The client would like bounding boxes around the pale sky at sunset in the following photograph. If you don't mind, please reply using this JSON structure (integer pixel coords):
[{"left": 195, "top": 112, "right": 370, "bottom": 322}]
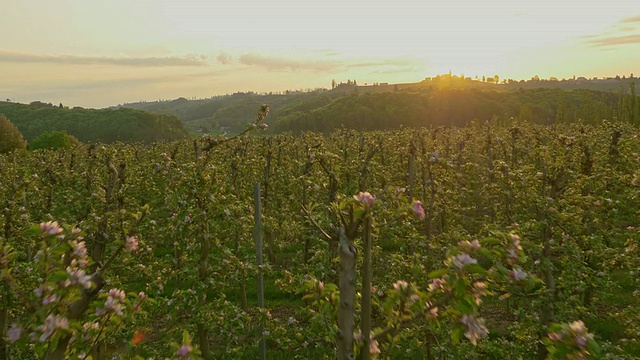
[{"left": 1, "top": 0, "right": 639, "bottom": 108}]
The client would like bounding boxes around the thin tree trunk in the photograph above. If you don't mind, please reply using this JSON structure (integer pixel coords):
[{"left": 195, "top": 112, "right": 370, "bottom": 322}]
[
  {"left": 337, "top": 227, "right": 356, "bottom": 360},
  {"left": 359, "top": 216, "right": 372, "bottom": 360}
]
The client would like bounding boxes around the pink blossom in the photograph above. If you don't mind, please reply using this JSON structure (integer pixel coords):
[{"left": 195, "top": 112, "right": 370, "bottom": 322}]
[
  {"left": 510, "top": 233, "right": 522, "bottom": 250},
  {"left": 548, "top": 332, "right": 561, "bottom": 341},
  {"left": 42, "top": 294, "right": 58, "bottom": 305},
  {"left": 354, "top": 192, "right": 375, "bottom": 208},
  {"left": 569, "top": 320, "right": 587, "bottom": 334},
  {"left": 510, "top": 269, "right": 528, "bottom": 281},
  {"left": 125, "top": 236, "right": 139, "bottom": 252},
  {"left": 177, "top": 344, "right": 192, "bottom": 357},
  {"left": 451, "top": 253, "right": 478, "bottom": 269},
  {"left": 370, "top": 339, "right": 381, "bottom": 358},
  {"left": 66, "top": 266, "right": 93, "bottom": 289},
  {"left": 8, "top": 325, "right": 21, "bottom": 343},
  {"left": 393, "top": 280, "right": 409, "bottom": 292},
  {"left": 472, "top": 281, "right": 487, "bottom": 305},
  {"left": 97, "top": 288, "right": 126, "bottom": 316},
  {"left": 460, "top": 315, "right": 489, "bottom": 345},
  {"left": 411, "top": 200, "right": 425, "bottom": 219},
  {"left": 40, "top": 221, "right": 64, "bottom": 238},
  {"left": 428, "top": 277, "right": 446, "bottom": 292},
  {"left": 459, "top": 239, "right": 481, "bottom": 250},
  {"left": 70, "top": 240, "right": 89, "bottom": 268},
  {"left": 36, "top": 314, "right": 69, "bottom": 342},
  {"left": 576, "top": 336, "right": 588, "bottom": 348}
]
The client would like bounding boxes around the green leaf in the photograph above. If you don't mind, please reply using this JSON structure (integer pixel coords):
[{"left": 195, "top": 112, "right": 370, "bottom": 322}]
[
  {"left": 427, "top": 268, "right": 448, "bottom": 279},
  {"left": 465, "top": 264, "right": 487, "bottom": 275},
  {"left": 588, "top": 338, "right": 601, "bottom": 355},
  {"left": 182, "top": 330, "right": 192, "bottom": 344},
  {"left": 495, "top": 265, "right": 510, "bottom": 276},
  {"left": 451, "top": 326, "right": 464, "bottom": 344},
  {"left": 454, "top": 299, "right": 474, "bottom": 313},
  {"left": 454, "top": 278, "right": 467, "bottom": 296},
  {"left": 49, "top": 270, "right": 69, "bottom": 282},
  {"left": 481, "top": 237, "right": 502, "bottom": 246},
  {"left": 477, "top": 248, "right": 494, "bottom": 259}
]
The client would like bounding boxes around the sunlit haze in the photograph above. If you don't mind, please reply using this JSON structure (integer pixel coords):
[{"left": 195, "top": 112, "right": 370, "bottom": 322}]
[{"left": 1, "top": 0, "right": 639, "bottom": 108}]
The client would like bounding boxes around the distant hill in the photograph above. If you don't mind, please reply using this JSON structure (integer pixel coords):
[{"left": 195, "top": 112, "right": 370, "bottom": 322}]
[
  {"left": 270, "top": 88, "right": 634, "bottom": 133},
  {"left": 0, "top": 101, "right": 188, "bottom": 143},
  {"left": 121, "top": 90, "right": 346, "bottom": 134},
  {"left": 117, "top": 75, "right": 639, "bottom": 134}
]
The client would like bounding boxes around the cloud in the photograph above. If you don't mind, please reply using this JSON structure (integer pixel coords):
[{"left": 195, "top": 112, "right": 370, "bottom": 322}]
[
  {"left": 618, "top": 15, "right": 640, "bottom": 23},
  {"left": 582, "top": 14, "right": 640, "bottom": 48},
  {"left": 238, "top": 53, "right": 338, "bottom": 72},
  {"left": 0, "top": 50, "right": 208, "bottom": 67},
  {"left": 216, "top": 51, "right": 233, "bottom": 65},
  {"left": 346, "top": 58, "right": 422, "bottom": 69},
  {"left": 236, "top": 52, "right": 425, "bottom": 75},
  {"left": 585, "top": 34, "right": 640, "bottom": 47},
  {"left": 315, "top": 49, "right": 342, "bottom": 57},
  {"left": 344, "top": 58, "right": 426, "bottom": 75}
]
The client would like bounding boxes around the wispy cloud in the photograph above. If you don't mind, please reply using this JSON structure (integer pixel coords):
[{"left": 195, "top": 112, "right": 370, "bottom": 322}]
[
  {"left": 346, "top": 58, "right": 422, "bottom": 69},
  {"left": 586, "top": 34, "right": 640, "bottom": 47},
  {"left": 582, "top": 14, "right": 640, "bottom": 48},
  {"left": 237, "top": 53, "right": 424, "bottom": 74},
  {"left": 619, "top": 15, "right": 640, "bottom": 24},
  {"left": 238, "top": 53, "right": 338, "bottom": 72},
  {"left": 0, "top": 50, "right": 208, "bottom": 67}
]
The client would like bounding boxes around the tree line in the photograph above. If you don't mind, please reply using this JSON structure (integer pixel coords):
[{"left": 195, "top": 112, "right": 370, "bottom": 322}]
[
  {"left": 0, "top": 101, "right": 188, "bottom": 145},
  {"left": 270, "top": 87, "right": 639, "bottom": 133}
]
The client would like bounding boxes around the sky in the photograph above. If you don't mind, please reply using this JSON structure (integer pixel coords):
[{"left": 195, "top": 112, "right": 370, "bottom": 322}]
[{"left": 1, "top": 0, "right": 639, "bottom": 108}]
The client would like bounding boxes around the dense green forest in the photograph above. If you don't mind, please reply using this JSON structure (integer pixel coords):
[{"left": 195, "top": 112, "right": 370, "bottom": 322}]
[
  {"left": 3, "top": 77, "right": 637, "bottom": 149},
  {"left": 122, "top": 90, "right": 346, "bottom": 134},
  {"left": 122, "top": 79, "right": 639, "bottom": 135},
  {"left": 0, "top": 101, "right": 188, "bottom": 143},
  {"left": 271, "top": 88, "right": 637, "bottom": 133}
]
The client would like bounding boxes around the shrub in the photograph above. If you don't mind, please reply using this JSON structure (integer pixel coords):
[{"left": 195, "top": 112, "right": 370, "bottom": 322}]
[
  {"left": 0, "top": 114, "right": 27, "bottom": 153},
  {"left": 29, "top": 130, "right": 79, "bottom": 151}
]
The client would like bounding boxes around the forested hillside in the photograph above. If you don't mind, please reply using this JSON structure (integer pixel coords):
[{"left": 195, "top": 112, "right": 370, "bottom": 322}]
[
  {"left": 0, "top": 101, "right": 188, "bottom": 143},
  {"left": 271, "top": 88, "right": 637, "bottom": 133},
  {"left": 122, "top": 90, "right": 345, "bottom": 134},
  {"left": 120, "top": 79, "right": 639, "bottom": 135}
]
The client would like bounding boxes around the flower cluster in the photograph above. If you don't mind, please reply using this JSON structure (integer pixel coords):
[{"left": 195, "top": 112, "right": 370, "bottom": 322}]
[
  {"left": 96, "top": 288, "right": 127, "bottom": 316},
  {"left": 460, "top": 314, "right": 489, "bottom": 345},
  {"left": 392, "top": 280, "right": 419, "bottom": 303},
  {"left": 125, "top": 235, "right": 139, "bottom": 252},
  {"left": 428, "top": 276, "right": 447, "bottom": 292},
  {"left": 8, "top": 324, "right": 21, "bottom": 343},
  {"left": 70, "top": 239, "right": 89, "bottom": 268},
  {"left": 411, "top": 200, "right": 425, "bottom": 219},
  {"left": 177, "top": 344, "right": 193, "bottom": 358},
  {"left": 451, "top": 253, "right": 478, "bottom": 269},
  {"left": 39, "top": 221, "right": 64, "bottom": 238},
  {"left": 459, "top": 240, "right": 481, "bottom": 251},
  {"left": 80, "top": 322, "right": 100, "bottom": 342},
  {"left": 507, "top": 233, "right": 523, "bottom": 264},
  {"left": 354, "top": 192, "right": 375, "bottom": 208},
  {"left": 509, "top": 268, "right": 528, "bottom": 281},
  {"left": 64, "top": 266, "right": 93, "bottom": 289},
  {"left": 546, "top": 320, "right": 599, "bottom": 359},
  {"left": 34, "top": 314, "right": 69, "bottom": 342}
]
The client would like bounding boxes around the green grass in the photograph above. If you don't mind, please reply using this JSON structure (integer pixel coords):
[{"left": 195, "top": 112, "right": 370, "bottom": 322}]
[
  {"left": 222, "top": 274, "right": 303, "bottom": 308},
  {"left": 214, "top": 347, "right": 333, "bottom": 359}
]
